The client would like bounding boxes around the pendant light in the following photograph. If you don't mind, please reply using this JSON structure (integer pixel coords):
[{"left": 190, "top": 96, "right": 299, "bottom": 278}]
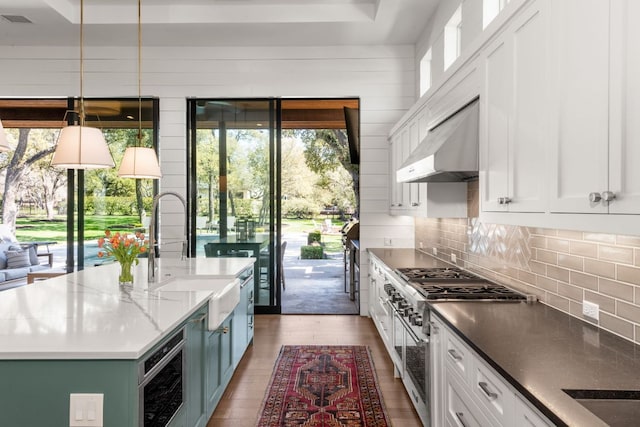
[
  {"left": 118, "top": 0, "right": 162, "bottom": 179},
  {"left": 0, "top": 120, "right": 11, "bottom": 152},
  {"left": 51, "top": 0, "right": 115, "bottom": 169}
]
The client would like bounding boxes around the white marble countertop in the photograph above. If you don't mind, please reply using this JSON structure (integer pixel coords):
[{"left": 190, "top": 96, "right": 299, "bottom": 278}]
[{"left": 0, "top": 257, "right": 254, "bottom": 360}]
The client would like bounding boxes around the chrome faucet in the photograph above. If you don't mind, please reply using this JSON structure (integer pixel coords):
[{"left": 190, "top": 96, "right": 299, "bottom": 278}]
[{"left": 148, "top": 191, "right": 188, "bottom": 282}]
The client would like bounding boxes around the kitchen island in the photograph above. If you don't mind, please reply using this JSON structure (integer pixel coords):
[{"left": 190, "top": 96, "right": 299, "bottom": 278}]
[{"left": 0, "top": 257, "right": 254, "bottom": 427}]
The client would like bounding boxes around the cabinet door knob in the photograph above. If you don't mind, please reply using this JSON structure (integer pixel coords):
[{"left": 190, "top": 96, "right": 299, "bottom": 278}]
[
  {"left": 411, "top": 202, "right": 420, "bottom": 207},
  {"left": 602, "top": 191, "right": 616, "bottom": 203},
  {"left": 589, "top": 192, "right": 602, "bottom": 203}
]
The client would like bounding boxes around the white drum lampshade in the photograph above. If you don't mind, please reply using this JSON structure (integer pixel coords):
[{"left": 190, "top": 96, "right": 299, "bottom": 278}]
[
  {"left": 118, "top": 146, "right": 162, "bottom": 179},
  {"left": 0, "top": 120, "right": 11, "bottom": 152},
  {"left": 51, "top": 125, "right": 115, "bottom": 169}
]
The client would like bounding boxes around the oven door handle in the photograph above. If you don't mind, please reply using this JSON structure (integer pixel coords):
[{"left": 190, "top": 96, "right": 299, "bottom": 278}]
[{"left": 396, "top": 311, "right": 429, "bottom": 344}]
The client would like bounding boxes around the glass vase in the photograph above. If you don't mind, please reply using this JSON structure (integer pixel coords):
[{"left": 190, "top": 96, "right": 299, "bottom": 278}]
[{"left": 118, "top": 260, "right": 134, "bottom": 286}]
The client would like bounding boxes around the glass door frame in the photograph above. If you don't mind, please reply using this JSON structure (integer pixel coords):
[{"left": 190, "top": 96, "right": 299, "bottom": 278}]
[
  {"left": 187, "top": 98, "right": 283, "bottom": 314},
  {"left": 67, "top": 97, "right": 160, "bottom": 272}
]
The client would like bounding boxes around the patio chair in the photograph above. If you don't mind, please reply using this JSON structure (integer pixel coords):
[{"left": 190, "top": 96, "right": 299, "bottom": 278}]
[
  {"left": 259, "top": 241, "right": 286, "bottom": 290},
  {"left": 196, "top": 216, "right": 208, "bottom": 234}
]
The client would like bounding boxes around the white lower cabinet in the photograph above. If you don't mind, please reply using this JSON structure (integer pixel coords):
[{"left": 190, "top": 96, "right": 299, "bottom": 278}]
[
  {"left": 445, "top": 373, "right": 495, "bottom": 427},
  {"left": 514, "top": 395, "right": 554, "bottom": 427},
  {"left": 430, "top": 312, "right": 554, "bottom": 427}
]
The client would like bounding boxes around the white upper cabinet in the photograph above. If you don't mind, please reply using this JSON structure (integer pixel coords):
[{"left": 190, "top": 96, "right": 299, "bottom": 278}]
[
  {"left": 549, "top": 0, "right": 640, "bottom": 215},
  {"left": 548, "top": 0, "right": 610, "bottom": 213},
  {"left": 481, "top": 0, "right": 548, "bottom": 213},
  {"left": 609, "top": 0, "right": 640, "bottom": 213}
]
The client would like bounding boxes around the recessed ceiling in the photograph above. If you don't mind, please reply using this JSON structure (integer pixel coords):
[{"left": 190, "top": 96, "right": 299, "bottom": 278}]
[{"left": 0, "top": 0, "right": 439, "bottom": 46}]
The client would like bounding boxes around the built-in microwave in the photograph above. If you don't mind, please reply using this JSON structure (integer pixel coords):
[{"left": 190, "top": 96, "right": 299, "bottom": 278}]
[{"left": 138, "top": 327, "right": 186, "bottom": 427}]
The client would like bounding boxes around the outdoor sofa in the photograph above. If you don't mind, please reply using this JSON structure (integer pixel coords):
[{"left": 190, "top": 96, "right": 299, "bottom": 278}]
[{"left": 0, "top": 242, "right": 52, "bottom": 283}]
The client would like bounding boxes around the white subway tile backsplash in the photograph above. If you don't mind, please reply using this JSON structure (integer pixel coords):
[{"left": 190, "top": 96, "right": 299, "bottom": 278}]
[
  {"left": 584, "top": 259, "right": 616, "bottom": 279},
  {"left": 418, "top": 216, "right": 640, "bottom": 345},
  {"left": 599, "top": 245, "right": 634, "bottom": 265},
  {"left": 600, "top": 312, "right": 634, "bottom": 340},
  {"left": 617, "top": 265, "right": 640, "bottom": 286},
  {"left": 570, "top": 241, "right": 598, "bottom": 259}
]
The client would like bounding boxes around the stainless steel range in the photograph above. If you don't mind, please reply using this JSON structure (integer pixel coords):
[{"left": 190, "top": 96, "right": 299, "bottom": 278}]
[
  {"left": 379, "top": 265, "right": 527, "bottom": 427},
  {"left": 396, "top": 267, "right": 528, "bottom": 301}
]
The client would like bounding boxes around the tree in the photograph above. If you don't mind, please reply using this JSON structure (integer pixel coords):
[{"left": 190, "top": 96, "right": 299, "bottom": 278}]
[
  {"left": 196, "top": 129, "right": 220, "bottom": 222},
  {"left": 298, "top": 129, "right": 360, "bottom": 217},
  {"left": 1, "top": 129, "right": 56, "bottom": 232}
]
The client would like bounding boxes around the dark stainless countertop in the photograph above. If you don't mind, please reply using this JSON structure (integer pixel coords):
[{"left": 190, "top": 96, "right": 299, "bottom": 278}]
[{"left": 367, "top": 248, "right": 640, "bottom": 427}]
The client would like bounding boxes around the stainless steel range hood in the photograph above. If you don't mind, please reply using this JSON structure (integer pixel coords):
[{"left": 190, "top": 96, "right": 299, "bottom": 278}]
[{"left": 397, "top": 98, "right": 479, "bottom": 183}]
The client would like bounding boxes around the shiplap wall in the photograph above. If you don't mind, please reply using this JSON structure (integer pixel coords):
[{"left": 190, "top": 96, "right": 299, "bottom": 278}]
[{"left": 0, "top": 44, "right": 418, "bottom": 313}]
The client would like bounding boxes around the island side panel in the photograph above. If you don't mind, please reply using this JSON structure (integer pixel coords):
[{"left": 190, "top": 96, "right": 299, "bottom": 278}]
[{"left": 0, "top": 359, "right": 137, "bottom": 426}]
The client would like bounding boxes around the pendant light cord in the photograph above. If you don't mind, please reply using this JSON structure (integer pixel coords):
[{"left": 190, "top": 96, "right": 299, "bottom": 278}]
[
  {"left": 138, "top": 0, "right": 142, "bottom": 145},
  {"left": 79, "top": 0, "right": 85, "bottom": 127}
]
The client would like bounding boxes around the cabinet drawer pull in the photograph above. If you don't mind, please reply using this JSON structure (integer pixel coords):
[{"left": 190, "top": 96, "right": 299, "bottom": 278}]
[
  {"left": 447, "top": 348, "right": 463, "bottom": 361},
  {"left": 478, "top": 381, "right": 498, "bottom": 399},
  {"left": 217, "top": 326, "right": 229, "bottom": 334},
  {"left": 455, "top": 411, "right": 468, "bottom": 427}
]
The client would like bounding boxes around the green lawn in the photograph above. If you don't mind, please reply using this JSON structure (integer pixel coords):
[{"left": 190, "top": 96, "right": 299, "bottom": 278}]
[
  {"left": 15, "top": 215, "right": 141, "bottom": 243},
  {"left": 13, "top": 215, "right": 346, "bottom": 254},
  {"left": 282, "top": 217, "right": 345, "bottom": 254}
]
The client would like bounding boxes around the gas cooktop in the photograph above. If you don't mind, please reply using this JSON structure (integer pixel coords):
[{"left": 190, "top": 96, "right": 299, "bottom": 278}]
[
  {"left": 395, "top": 267, "right": 527, "bottom": 301},
  {"left": 396, "top": 267, "right": 487, "bottom": 282},
  {"left": 414, "top": 282, "right": 527, "bottom": 301}
]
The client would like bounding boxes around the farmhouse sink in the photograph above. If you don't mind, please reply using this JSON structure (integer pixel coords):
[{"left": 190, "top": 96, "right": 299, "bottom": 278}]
[
  {"left": 563, "top": 389, "right": 640, "bottom": 427},
  {"left": 155, "top": 276, "right": 241, "bottom": 331}
]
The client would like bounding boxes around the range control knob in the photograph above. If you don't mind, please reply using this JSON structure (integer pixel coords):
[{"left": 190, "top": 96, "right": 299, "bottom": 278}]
[
  {"left": 403, "top": 307, "right": 414, "bottom": 317},
  {"left": 412, "top": 315, "right": 423, "bottom": 327}
]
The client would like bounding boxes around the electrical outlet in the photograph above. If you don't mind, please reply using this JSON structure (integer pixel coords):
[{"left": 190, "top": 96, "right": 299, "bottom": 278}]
[
  {"left": 432, "top": 247, "right": 437, "bottom": 256},
  {"left": 583, "top": 301, "right": 599, "bottom": 322},
  {"left": 451, "top": 253, "right": 457, "bottom": 264},
  {"left": 419, "top": 241, "right": 423, "bottom": 249},
  {"left": 384, "top": 237, "right": 392, "bottom": 246},
  {"left": 70, "top": 393, "right": 103, "bottom": 427}
]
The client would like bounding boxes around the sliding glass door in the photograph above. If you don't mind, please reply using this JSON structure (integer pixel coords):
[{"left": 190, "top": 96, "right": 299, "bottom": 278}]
[{"left": 188, "top": 99, "right": 280, "bottom": 313}]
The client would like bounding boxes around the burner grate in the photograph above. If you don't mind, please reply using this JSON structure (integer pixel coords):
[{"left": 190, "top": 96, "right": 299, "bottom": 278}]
[
  {"left": 416, "top": 283, "right": 527, "bottom": 301},
  {"left": 397, "top": 267, "right": 486, "bottom": 282}
]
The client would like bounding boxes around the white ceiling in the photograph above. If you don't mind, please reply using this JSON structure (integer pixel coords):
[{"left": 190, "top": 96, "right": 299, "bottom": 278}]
[{"left": 0, "top": 0, "right": 439, "bottom": 46}]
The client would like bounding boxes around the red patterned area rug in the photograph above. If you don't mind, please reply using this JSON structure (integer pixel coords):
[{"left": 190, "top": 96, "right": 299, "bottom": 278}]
[{"left": 256, "top": 345, "right": 391, "bottom": 427}]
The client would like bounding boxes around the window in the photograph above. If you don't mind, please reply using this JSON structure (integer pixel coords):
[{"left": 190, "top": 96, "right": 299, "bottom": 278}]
[
  {"left": 419, "top": 48, "right": 433, "bottom": 96},
  {"left": 0, "top": 97, "right": 159, "bottom": 271},
  {"left": 483, "top": 0, "right": 510, "bottom": 29},
  {"left": 444, "top": 6, "right": 462, "bottom": 70}
]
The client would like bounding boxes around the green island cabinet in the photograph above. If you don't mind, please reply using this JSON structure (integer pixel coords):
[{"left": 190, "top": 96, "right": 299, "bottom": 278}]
[{"left": 0, "top": 268, "right": 254, "bottom": 427}]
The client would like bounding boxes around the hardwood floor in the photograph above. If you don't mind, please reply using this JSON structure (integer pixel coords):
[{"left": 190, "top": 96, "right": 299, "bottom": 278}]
[{"left": 207, "top": 314, "right": 423, "bottom": 427}]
